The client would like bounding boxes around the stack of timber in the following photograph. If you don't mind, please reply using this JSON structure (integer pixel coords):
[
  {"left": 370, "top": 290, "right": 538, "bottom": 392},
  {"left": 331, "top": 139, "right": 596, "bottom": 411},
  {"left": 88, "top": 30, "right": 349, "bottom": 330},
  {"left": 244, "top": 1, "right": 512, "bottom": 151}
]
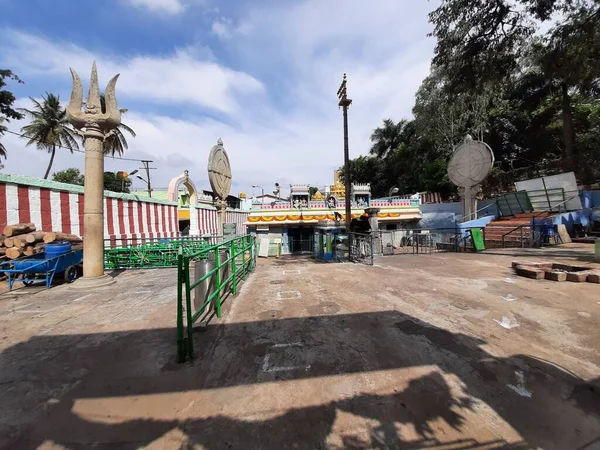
[{"left": 0, "top": 223, "right": 82, "bottom": 260}]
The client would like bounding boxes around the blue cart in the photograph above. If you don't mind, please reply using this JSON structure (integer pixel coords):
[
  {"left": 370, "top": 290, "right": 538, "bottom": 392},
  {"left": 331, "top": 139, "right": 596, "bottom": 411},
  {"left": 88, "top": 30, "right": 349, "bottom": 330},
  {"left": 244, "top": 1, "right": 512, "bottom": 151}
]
[{"left": 0, "top": 248, "right": 83, "bottom": 290}]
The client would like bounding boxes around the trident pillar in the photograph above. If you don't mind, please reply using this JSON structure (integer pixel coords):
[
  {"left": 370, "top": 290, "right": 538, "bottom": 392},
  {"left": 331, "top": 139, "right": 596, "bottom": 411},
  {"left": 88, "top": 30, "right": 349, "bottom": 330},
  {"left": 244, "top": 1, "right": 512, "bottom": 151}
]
[{"left": 67, "top": 62, "right": 121, "bottom": 285}]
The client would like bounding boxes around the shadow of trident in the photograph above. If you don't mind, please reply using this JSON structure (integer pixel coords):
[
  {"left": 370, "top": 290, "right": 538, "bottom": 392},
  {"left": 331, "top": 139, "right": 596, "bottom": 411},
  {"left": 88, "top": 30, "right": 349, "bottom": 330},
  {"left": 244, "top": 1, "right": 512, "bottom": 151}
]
[{"left": 66, "top": 62, "right": 122, "bottom": 279}]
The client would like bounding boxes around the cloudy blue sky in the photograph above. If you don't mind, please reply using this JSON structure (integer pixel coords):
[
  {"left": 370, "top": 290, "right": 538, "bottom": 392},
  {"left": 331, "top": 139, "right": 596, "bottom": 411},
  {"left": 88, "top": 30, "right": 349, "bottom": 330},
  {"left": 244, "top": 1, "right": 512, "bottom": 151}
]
[{"left": 0, "top": 0, "right": 437, "bottom": 197}]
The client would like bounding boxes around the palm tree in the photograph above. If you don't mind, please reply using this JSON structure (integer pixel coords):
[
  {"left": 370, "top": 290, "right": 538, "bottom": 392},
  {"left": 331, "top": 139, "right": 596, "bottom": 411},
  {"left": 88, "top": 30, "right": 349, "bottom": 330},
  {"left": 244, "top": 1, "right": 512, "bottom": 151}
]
[
  {"left": 100, "top": 94, "right": 136, "bottom": 156},
  {"left": 20, "top": 93, "right": 79, "bottom": 179},
  {"left": 369, "top": 119, "right": 408, "bottom": 159},
  {"left": 0, "top": 117, "right": 8, "bottom": 160}
]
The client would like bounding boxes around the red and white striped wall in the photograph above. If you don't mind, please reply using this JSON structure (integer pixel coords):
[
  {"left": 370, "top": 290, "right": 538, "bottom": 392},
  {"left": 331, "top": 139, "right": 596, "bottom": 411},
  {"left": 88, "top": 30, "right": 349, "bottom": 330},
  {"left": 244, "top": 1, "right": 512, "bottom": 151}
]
[
  {"left": 103, "top": 197, "right": 178, "bottom": 245},
  {"left": 225, "top": 210, "right": 248, "bottom": 235},
  {"left": 193, "top": 208, "right": 248, "bottom": 235},
  {"left": 196, "top": 207, "right": 219, "bottom": 235},
  {"left": 0, "top": 175, "right": 178, "bottom": 246}
]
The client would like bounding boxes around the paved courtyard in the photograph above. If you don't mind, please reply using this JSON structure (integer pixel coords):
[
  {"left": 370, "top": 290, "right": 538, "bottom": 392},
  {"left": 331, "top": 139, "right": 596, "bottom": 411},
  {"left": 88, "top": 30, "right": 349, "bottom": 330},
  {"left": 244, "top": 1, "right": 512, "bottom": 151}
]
[{"left": 1, "top": 245, "right": 599, "bottom": 449}]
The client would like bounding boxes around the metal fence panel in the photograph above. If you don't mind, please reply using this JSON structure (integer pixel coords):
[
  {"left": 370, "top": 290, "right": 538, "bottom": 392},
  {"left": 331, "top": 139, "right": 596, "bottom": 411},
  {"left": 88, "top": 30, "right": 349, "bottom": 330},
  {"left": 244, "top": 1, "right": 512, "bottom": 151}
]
[{"left": 348, "top": 232, "right": 374, "bottom": 265}]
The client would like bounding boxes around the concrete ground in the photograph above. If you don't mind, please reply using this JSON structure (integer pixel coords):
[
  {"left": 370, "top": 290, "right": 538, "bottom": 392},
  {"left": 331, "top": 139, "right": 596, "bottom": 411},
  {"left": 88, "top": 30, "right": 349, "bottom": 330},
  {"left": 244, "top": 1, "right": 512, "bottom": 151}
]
[{"left": 1, "top": 244, "right": 599, "bottom": 449}]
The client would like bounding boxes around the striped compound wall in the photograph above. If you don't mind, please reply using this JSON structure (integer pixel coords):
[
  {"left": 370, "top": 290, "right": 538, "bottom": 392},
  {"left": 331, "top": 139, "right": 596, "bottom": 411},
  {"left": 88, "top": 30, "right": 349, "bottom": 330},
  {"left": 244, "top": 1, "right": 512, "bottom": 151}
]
[{"left": 0, "top": 174, "right": 248, "bottom": 244}]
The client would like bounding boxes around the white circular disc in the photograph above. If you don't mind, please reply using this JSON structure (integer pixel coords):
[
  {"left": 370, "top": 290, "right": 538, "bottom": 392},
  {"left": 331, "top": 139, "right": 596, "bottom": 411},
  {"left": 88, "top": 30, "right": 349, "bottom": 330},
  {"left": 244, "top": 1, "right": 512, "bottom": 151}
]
[
  {"left": 208, "top": 144, "right": 232, "bottom": 199},
  {"left": 448, "top": 140, "right": 494, "bottom": 188}
]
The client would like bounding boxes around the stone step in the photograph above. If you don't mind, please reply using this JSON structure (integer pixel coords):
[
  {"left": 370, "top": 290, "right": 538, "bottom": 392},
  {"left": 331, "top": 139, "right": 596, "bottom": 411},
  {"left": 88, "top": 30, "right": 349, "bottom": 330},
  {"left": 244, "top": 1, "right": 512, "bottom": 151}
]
[{"left": 484, "top": 239, "right": 529, "bottom": 248}]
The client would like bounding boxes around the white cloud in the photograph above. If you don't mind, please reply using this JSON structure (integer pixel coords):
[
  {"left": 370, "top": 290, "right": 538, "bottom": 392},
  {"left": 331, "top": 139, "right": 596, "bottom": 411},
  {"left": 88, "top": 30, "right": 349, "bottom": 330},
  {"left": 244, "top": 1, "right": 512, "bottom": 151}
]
[
  {"left": 123, "top": 0, "right": 184, "bottom": 14},
  {"left": 211, "top": 18, "right": 232, "bottom": 39},
  {"left": 0, "top": 30, "right": 264, "bottom": 115},
  {"left": 0, "top": 0, "right": 438, "bottom": 196}
]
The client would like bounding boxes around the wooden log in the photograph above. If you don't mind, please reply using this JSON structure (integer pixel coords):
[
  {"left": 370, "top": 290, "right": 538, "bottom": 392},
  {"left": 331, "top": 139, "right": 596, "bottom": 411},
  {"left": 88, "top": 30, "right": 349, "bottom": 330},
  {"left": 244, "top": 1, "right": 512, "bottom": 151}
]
[
  {"left": 43, "top": 232, "right": 82, "bottom": 244},
  {"left": 24, "top": 246, "right": 35, "bottom": 256},
  {"left": 34, "top": 243, "right": 46, "bottom": 254},
  {"left": 3, "top": 223, "right": 36, "bottom": 237},
  {"left": 6, "top": 247, "right": 23, "bottom": 259},
  {"left": 24, "top": 231, "right": 46, "bottom": 244},
  {"left": 11, "top": 237, "right": 26, "bottom": 249},
  {"left": 3, "top": 237, "right": 15, "bottom": 248},
  {"left": 0, "top": 247, "right": 6, "bottom": 256}
]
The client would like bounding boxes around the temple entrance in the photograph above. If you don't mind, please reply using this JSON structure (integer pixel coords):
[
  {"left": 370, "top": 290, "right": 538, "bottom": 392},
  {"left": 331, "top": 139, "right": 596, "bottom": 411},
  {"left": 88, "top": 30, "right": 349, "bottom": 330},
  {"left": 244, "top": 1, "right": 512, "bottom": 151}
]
[{"left": 289, "top": 227, "right": 314, "bottom": 254}]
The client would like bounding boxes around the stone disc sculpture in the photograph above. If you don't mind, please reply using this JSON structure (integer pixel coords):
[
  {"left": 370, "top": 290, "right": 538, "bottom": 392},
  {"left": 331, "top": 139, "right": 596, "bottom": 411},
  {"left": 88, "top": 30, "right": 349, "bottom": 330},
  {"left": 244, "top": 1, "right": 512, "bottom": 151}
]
[
  {"left": 208, "top": 139, "right": 232, "bottom": 200},
  {"left": 208, "top": 138, "right": 232, "bottom": 235},
  {"left": 448, "top": 136, "right": 494, "bottom": 220}
]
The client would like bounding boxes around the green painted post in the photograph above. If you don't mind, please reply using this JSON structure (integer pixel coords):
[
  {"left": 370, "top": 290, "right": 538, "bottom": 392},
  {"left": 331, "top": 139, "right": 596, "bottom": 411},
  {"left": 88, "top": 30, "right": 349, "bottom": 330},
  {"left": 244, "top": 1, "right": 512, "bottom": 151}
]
[
  {"left": 231, "top": 239, "right": 238, "bottom": 295},
  {"left": 240, "top": 237, "right": 247, "bottom": 281},
  {"left": 248, "top": 235, "right": 254, "bottom": 272},
  {"left": 214, "top": 247, "right": 222, "bottom": 318},
  {"left": 176, "top": 250, "right": 185, "bottom": 362},
  {"left": 184, "top": 260, "right": 194, "bottom": 359}
]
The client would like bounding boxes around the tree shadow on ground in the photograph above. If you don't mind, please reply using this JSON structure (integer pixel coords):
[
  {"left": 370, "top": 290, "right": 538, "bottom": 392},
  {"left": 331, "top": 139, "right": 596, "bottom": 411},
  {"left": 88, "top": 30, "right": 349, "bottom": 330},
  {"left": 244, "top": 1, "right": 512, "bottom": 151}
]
[{"left": 1, "top": 311, "right": 599, "bottom": 449}]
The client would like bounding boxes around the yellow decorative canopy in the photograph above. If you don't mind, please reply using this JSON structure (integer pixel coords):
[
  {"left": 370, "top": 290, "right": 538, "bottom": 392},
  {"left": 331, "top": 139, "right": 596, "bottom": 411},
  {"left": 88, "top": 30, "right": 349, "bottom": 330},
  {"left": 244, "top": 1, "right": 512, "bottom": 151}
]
[
  {"left": 330, "top": 181, "right": 345, "bottom": 199},
  {"left": 311, "top": 190, "right": 325, "bottom": 200}
]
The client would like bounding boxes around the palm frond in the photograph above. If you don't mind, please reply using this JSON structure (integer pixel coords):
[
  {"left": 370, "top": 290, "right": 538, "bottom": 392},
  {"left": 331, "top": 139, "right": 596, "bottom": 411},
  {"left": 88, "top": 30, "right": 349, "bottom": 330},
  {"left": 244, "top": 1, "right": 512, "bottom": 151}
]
[{"left": 118, "top": 122, "right": 136, "bottom": 137}]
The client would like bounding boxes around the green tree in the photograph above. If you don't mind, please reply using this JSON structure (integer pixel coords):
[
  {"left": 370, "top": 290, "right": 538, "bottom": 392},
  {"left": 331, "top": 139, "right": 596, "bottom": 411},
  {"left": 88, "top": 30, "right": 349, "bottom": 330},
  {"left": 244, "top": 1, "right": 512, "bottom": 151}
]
[
  {"left": 19, "top": 93, "right": 79, "bottom": 179},
  {"left": 104, "top": 171, "right": 131, "bottom": 193},
  {"left": 532, "top": 7, "right": 600, "bottom": 169},
  {"left": 0, "top": 69, "right": 24, "bottom": 121},
  {"left": 52, "top": 168, "right": 84, "bottom": 185},
  {"left": 428, "top": 0, "right": 600, "bottom": 171},
  {"left": 369, "top": 119, "right": 409, "bottom": 159},
  {"left": 0, "top": 117, "right": 8, "bottom": 160},
  {"left": 100, "top": 94, "right": 136, "bottom": 156},
  {"left": 0, "top": 69, "right": 24, "bottom": 160}
]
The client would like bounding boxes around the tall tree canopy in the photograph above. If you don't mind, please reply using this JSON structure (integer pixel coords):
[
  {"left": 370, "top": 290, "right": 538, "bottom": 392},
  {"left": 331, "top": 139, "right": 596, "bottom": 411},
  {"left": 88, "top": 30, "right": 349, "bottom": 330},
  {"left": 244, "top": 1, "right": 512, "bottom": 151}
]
[
  {"left": 19, "top": 93, "right": 80, "bottom": 179},
  {"left": 52, "top": 168, "right": 84, "bottom": 185},
  {"left": 100, "top": 94, "right": 136, "bottom": 156},
  {"left": 0, "top": 69, "right": 24, "bottom": 160},
  {"left": 343, "top": 0, "right": 600, "bottom": 196}
]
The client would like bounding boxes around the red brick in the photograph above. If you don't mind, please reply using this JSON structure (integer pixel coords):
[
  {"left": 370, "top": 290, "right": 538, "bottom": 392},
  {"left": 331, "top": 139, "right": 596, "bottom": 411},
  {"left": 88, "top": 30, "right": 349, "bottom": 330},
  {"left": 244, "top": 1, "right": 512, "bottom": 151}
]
[
  {"left": 586, "top": 272, "right": 600, "bottom": 284},
  {"left": 545, "top": 271, "right": 567, "bottom": 282},
  {"left": 566, "top": 272, "right": 589, "bottom": 283},
  {"left": 515, "top": 265, "right": 545, "bottom": 280},
  {"left": 512, "top": 261, "right": 552, "bottom": 270}
]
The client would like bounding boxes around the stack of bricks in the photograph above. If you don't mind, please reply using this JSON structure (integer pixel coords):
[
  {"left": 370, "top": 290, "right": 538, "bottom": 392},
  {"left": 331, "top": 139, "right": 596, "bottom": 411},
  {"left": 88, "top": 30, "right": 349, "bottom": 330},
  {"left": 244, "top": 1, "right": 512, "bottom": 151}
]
[{"left": 512, "top": 261, "right": 600, "bottom": 283}]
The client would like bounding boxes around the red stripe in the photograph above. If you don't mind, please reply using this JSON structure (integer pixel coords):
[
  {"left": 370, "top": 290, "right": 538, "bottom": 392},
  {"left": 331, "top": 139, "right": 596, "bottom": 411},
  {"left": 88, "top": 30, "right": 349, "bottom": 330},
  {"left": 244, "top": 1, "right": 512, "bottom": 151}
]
[
  {"left": 78, "top": 194, "right": 84, "bottom": 237},
  {"left": 169, "top": 205, "right": 175, "bottom": 234},
  {"left": 173, "top": 206, "right": 177, "bottom": 233},
  {"left": 59, "top": 191, "right": 71, "bottom": 234},
  {"left": 166, "top": 205, "right": 171, "bottom": 234},
  {"left": 117, "top": 200, "right": 126, "bottom": 237},
  {"left": 146, "top": 202, "right": 152, "bottom": 235},
  {"left": 17, "top": 186, "right": 31, "bottom": 223},
  {"left": 153, "top": 204, "right": 159, "bottom": 236},
  {"left": 106, "top": 198, "right": 115, "bottom": 236},
  {"left": 161, "top": 204, "right": 167, "bottom": 234},
  {"left": 0, "top": 184, "right": 6, "bottom": 228},
  {"left": 128, "top": 200, "right": 135, "bottom": 235},
  {"left": 138, "top": 203, "right": 144, "bottom": 235},
  {"left": 40, "top": 189, "right": 52, "bottom": 231}
]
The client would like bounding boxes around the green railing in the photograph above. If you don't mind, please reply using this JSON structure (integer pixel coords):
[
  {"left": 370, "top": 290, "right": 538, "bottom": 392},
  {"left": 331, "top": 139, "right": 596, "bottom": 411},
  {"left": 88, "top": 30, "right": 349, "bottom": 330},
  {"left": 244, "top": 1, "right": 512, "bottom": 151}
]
[
  {"left": 104, "top": 236, "right": 221, "bottom": 269},
  {"left": 176, "top": 234, "right": 256, "bottom": 362}
]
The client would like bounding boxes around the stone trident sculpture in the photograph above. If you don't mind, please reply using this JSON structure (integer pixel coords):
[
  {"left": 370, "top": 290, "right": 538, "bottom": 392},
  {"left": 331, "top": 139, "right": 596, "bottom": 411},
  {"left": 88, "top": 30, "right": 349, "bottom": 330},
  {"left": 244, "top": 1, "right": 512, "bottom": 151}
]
[{"left": 67, "top": 62, "right": 121, "bottom": 282}]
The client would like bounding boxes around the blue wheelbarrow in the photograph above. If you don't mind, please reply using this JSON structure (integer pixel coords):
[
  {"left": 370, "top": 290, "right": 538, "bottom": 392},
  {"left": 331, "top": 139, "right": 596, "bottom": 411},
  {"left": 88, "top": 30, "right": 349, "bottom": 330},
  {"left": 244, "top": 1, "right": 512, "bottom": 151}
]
[{"left": 0, "top": 242, "right": 83, "bottom": 291}]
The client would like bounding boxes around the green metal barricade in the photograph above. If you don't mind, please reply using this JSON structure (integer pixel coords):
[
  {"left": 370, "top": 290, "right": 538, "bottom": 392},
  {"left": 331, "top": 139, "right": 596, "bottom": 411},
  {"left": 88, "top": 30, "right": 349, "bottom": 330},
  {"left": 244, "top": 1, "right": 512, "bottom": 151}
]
[
  {"left": 104, "top": 237, "right": 217, "bottom": 269},
  {"left": 176, "top": 234, "right": 255, "bottom": 362}
]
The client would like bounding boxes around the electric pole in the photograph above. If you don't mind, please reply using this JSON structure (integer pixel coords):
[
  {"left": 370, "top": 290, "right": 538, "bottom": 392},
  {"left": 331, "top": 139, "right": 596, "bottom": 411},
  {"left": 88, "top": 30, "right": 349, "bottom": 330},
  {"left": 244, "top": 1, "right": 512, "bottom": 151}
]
[
  {"left": 337, "top": 73, "right": 353, "bottom": 242},
  {"left": 138, "top": 160, "right": 156, "bottom": 197}
]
